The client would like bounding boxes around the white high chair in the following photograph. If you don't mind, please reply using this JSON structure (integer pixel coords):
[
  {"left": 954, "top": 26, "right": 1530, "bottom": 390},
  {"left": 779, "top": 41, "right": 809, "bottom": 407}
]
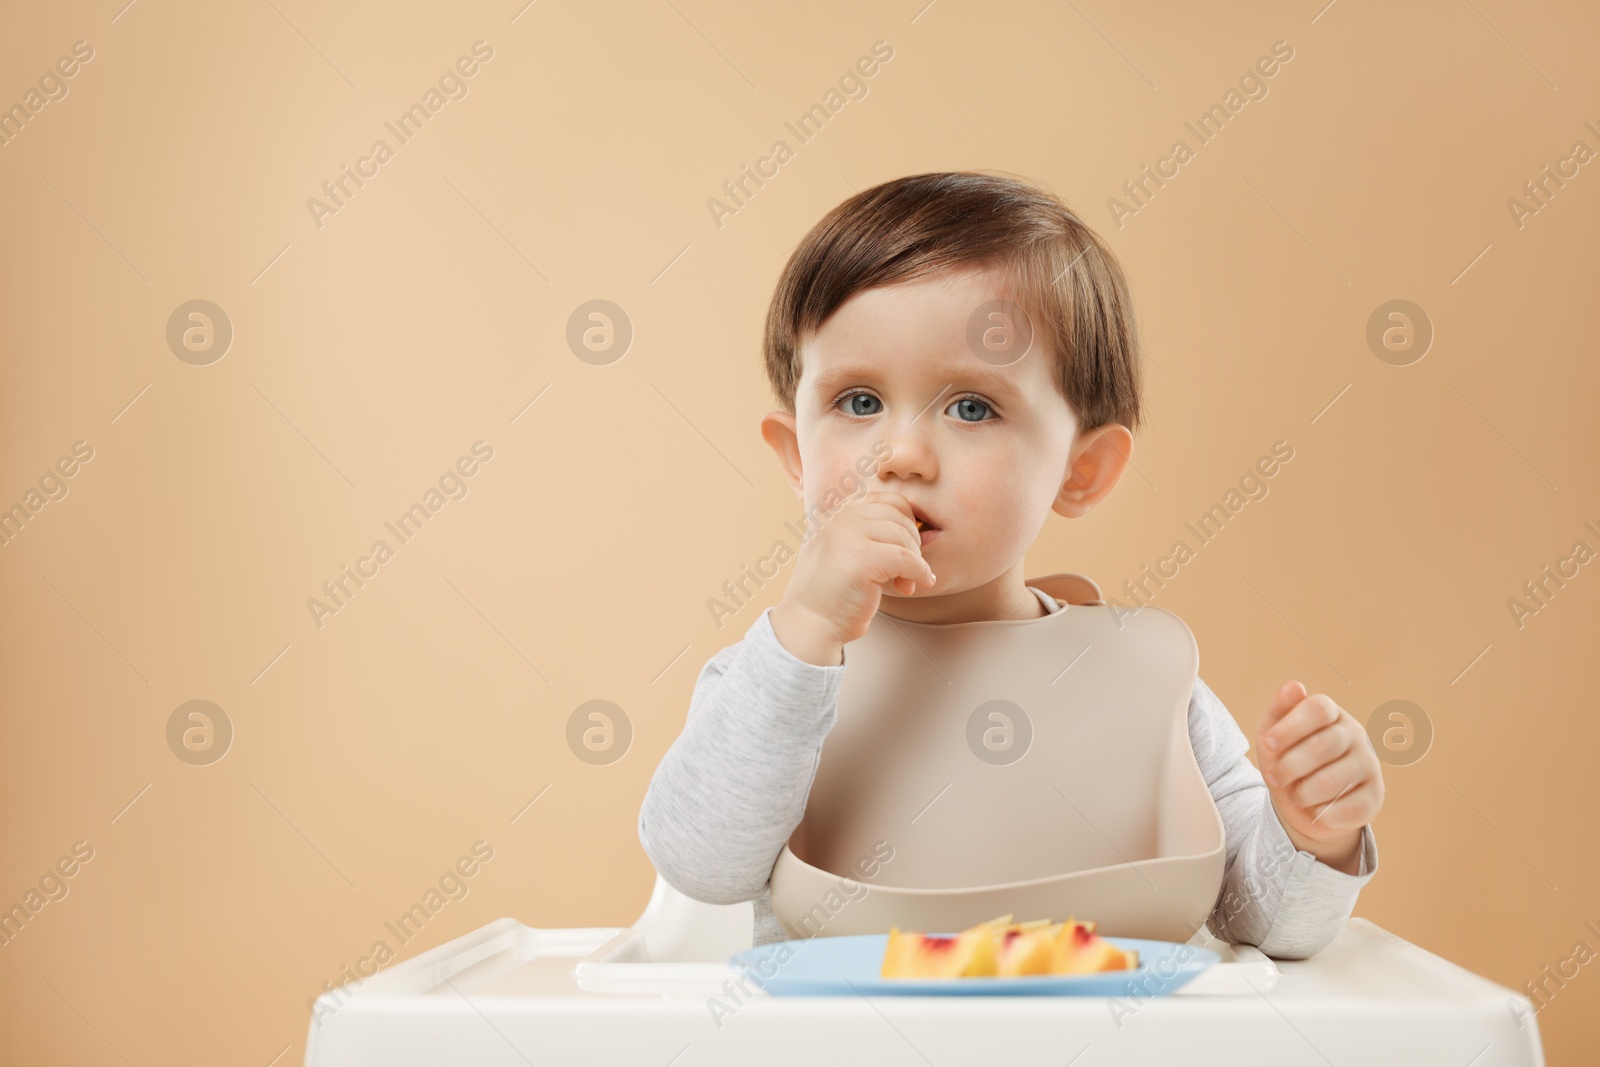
[
  {"left": 302, "top": 871, "right": 1548, "bottom": 1066},
  {"left": 617, "top": 870, "right": 757, "bottom": 961}
]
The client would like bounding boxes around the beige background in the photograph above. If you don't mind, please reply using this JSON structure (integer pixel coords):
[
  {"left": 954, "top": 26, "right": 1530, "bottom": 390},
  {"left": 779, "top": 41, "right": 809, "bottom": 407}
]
[{"left": 1, "top": 0, "right": 1596, "bottom": 1063}]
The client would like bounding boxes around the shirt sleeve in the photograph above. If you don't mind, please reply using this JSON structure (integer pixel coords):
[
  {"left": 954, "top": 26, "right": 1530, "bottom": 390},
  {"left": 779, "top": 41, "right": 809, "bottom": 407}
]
[
  {"left": 1187, "top": 676, "right": 1380, "bottom": 959},
  {"left": 637, "top": 605, "right": 846, "bottom": 906}
]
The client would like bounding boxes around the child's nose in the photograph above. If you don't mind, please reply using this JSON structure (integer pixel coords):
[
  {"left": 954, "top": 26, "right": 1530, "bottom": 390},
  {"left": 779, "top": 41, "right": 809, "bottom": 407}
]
[{"left": 872, "top": 422, "right": 938, "bottom": 480}]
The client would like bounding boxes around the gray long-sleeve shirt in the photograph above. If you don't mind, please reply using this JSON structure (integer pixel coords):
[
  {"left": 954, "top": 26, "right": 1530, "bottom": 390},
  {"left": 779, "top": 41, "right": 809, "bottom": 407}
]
[{"left": 639, "top": 586, "right": 1378, "bottom": 959}]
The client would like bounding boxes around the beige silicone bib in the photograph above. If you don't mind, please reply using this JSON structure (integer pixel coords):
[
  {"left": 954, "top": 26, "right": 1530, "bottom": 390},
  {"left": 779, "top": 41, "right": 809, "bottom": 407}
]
[{"left": 767, "top": 572, "right": 1225, "bottom": 943}]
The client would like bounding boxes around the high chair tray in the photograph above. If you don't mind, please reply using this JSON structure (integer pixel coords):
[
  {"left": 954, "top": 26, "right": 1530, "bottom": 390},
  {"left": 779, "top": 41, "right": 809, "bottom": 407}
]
[{"left": 303, "top": 917, "right": 1545, "bottom": 1066}]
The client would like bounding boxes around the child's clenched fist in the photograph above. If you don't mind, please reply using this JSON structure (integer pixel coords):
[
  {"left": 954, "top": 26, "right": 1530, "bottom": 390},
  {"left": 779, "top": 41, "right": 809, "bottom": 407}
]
[{"left": 1256, "top": 680, "right": 1385, "bottom": 874}]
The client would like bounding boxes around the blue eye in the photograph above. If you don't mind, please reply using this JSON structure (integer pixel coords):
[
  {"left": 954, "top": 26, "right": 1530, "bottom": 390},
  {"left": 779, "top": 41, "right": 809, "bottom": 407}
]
[
  {"left": 838, "top": 391, "right": 882, "bottom": 416},
  {"left": 947, "top": 395, "right": 994, "bottom": 422}
]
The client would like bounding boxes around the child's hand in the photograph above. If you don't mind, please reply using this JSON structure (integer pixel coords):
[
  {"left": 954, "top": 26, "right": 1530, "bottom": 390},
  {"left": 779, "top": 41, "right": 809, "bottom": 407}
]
[
  {"left": 1255, "top": 681, "right": 1385, "bottom": 870},
  {"left": 769, "top": 490, "right": 936, "bottom": 666}
]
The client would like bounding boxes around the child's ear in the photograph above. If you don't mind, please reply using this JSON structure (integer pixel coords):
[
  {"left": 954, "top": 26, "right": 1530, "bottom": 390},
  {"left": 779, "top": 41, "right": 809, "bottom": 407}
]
[
  {"left": 1053, "top": 423, "right": 1133, "bottom": 519},
  {"left": 760, "top": 411, "right": 805, "bottom": 499}
]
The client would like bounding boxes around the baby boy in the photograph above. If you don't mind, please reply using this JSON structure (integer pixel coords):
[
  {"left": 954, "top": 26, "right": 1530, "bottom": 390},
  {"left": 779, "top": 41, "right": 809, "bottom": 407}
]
[{"left": 640, "top": 171, "right": 1384, "bottom": 958}]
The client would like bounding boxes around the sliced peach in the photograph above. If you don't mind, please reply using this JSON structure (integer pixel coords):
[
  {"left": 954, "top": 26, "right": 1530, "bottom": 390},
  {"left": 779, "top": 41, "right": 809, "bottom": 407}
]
[
  {"left": 997, "top": 925, "right": 1058, "bottom": 976},
  {"left": 1050, "top": 921, "right": 1138, "bottom": 974},
  {"left": 881, "top": 925, "right": 999, "bottom": 978}
]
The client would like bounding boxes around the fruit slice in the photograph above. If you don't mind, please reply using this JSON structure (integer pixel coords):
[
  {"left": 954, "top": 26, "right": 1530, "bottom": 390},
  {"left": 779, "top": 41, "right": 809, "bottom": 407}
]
[
  {"left": 1050, "top": 920, "right": 1140, "bottom": 973},
  {"left": 881, "top": 925, "right": 998, "bottom": 978},
  {"left": 997, "top": 925, "right": 1058, "bottom": 976}
]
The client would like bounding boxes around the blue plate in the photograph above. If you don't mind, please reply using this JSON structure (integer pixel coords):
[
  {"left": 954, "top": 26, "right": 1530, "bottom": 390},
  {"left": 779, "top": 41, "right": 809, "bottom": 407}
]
[{"left": 729, "top": 933, "right": 1218, "bottom": 997}]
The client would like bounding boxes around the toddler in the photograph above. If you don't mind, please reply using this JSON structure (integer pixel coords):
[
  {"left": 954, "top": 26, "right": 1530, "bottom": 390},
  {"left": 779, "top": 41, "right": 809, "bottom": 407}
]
[{"left": 639, "top": 171, "right": 1383, "bottom": 958}]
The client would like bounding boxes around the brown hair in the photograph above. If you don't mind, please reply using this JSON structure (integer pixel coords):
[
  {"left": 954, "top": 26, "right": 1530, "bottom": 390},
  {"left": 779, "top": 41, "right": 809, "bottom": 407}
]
[{"left": 762, "top": 171, "right": 1143, "bottom": 434}]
